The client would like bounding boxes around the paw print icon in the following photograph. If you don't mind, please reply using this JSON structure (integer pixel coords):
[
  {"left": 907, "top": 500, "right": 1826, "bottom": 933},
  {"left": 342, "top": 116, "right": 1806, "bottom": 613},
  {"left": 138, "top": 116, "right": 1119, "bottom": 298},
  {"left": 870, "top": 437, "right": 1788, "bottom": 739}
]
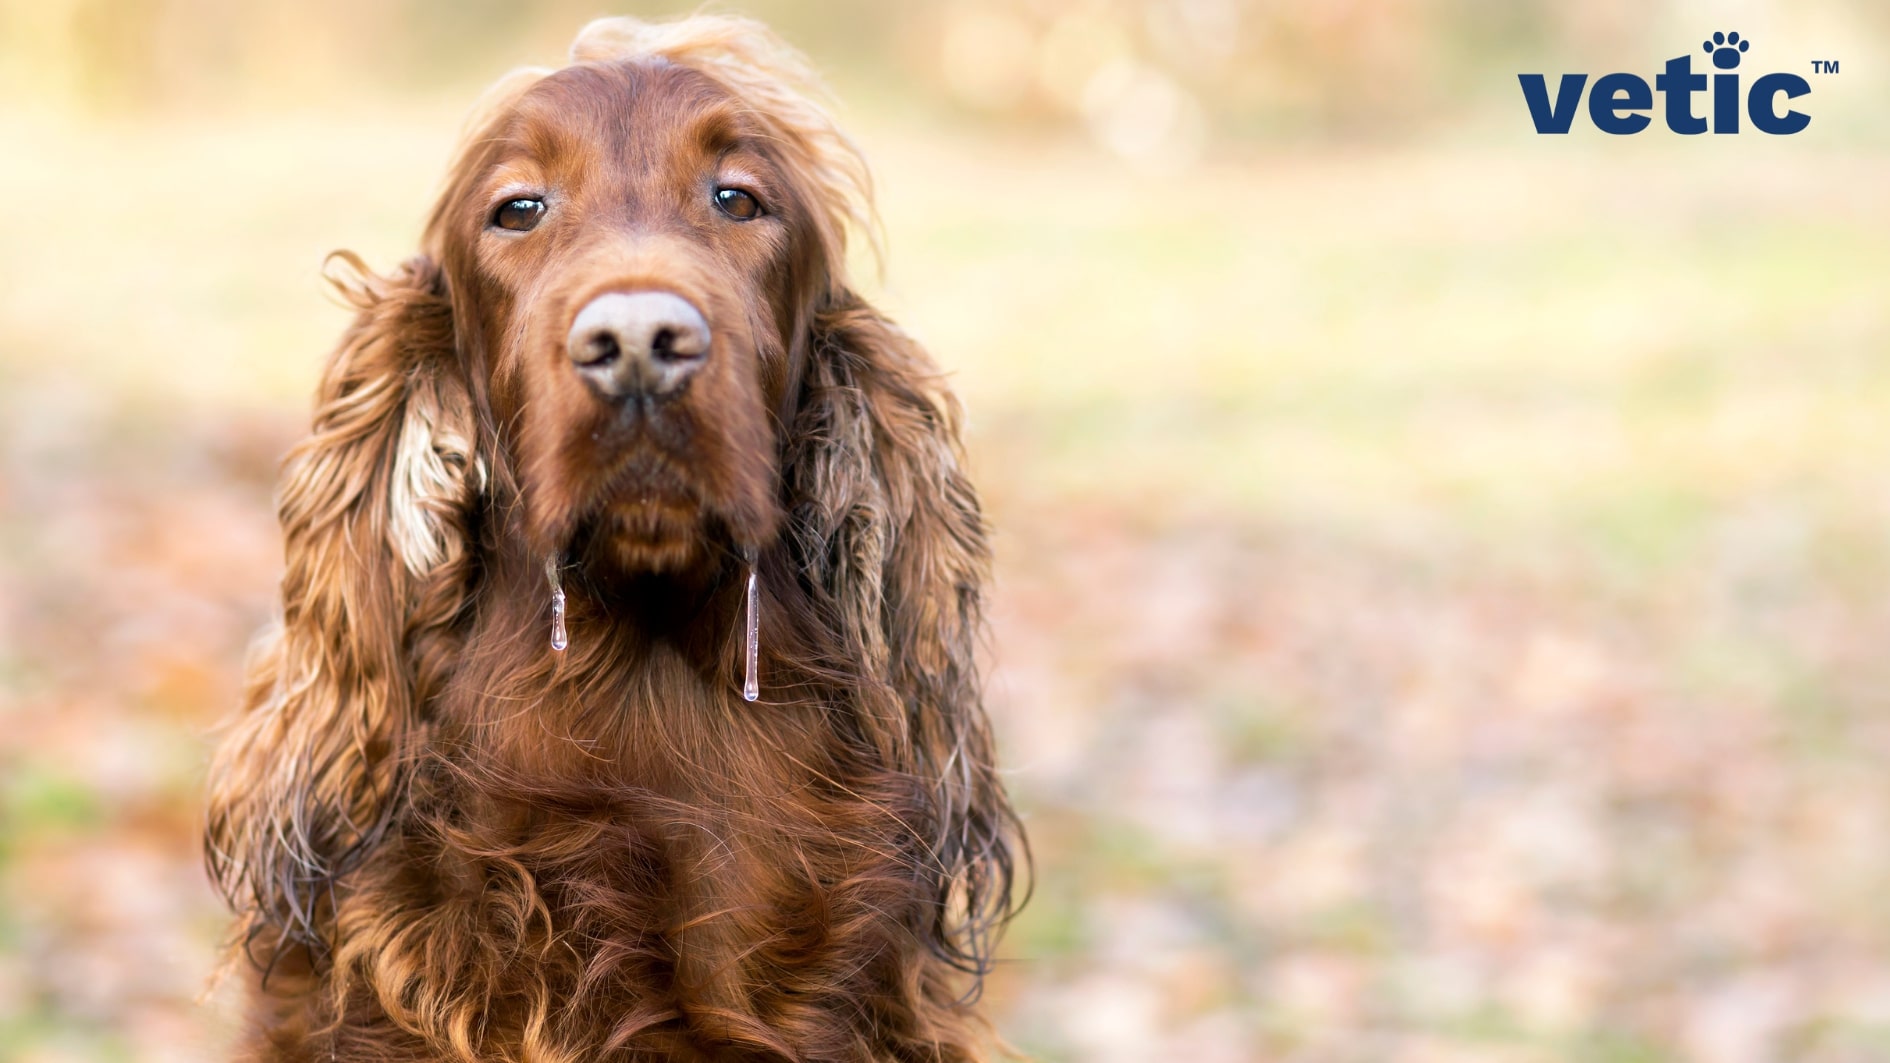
[{"left": 1705, "top": 31, "right": 1751, "bottom": 69}]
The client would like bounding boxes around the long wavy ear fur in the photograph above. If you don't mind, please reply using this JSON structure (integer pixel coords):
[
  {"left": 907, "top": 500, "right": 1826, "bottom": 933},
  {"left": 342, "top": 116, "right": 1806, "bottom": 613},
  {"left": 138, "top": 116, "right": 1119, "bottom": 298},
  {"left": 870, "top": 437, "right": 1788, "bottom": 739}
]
[
  {"left": 204, "top": 253, "right": 481, "bottom": 963},
  {"left": 787, "top": 293, "right": 1026, "bottom": 985}
]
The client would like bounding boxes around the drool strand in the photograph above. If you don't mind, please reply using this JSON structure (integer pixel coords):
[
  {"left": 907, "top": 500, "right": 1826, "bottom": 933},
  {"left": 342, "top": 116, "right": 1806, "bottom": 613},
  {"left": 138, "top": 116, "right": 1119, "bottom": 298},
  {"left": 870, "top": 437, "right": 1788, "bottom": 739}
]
[
  {"left": 742, "top": 547, "right": 759, "bottom": 702},
  {"left": 547, "top": 555, "right": 568, "bottom": 652}
]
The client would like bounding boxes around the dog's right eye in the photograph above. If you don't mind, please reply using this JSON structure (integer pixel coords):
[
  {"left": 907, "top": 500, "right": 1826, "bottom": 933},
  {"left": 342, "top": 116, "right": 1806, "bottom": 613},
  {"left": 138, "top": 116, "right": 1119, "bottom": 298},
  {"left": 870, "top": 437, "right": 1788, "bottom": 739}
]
[{"left": 492, "top": 198, "right": 546, "bottom": 232}]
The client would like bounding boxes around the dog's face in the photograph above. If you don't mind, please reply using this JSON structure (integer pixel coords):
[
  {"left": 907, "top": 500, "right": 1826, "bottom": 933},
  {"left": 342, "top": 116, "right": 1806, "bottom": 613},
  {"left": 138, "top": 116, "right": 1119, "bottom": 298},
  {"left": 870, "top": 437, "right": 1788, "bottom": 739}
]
[{"left": 432, "top": 61, "right": 828, "bottom": 575}]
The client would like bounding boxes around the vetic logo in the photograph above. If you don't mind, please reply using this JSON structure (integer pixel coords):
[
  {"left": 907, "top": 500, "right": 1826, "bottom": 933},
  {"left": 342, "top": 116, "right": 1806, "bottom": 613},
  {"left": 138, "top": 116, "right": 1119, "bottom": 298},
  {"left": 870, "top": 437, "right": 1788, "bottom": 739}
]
[{"left": 1521, "top": 32, "right": 1826, "bottom": 135}]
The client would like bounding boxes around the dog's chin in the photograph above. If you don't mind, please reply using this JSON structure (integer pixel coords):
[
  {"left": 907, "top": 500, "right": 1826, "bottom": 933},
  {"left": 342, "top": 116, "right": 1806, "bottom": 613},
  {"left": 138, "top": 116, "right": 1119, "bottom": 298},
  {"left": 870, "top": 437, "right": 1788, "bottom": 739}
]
[
  {"left": 552, "top": 439, "right": 723, "bottom": 577},
  {"left": 547, "top": 434, "right": 776, "bottom": 582},
  {"left": 589, "top": 492, "right": 710, "bottom": 575}
]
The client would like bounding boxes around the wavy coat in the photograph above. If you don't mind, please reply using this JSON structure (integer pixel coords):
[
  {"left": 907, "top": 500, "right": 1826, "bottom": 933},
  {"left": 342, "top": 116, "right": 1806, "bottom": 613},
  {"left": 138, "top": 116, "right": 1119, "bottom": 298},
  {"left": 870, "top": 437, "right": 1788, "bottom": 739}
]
[{"left": 204, "top": 17, "right": 1022, "bottom": 1062}]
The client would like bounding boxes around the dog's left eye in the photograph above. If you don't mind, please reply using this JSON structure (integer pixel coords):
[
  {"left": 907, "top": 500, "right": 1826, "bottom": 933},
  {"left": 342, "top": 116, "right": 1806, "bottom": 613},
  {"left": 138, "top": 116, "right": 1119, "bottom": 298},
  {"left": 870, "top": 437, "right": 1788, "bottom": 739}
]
[
  {"left": 492, "top": 198, "right": 546, "bottom": 232},
  {"left": 714, "top": 187, "right": 763, "bottom": 221}
]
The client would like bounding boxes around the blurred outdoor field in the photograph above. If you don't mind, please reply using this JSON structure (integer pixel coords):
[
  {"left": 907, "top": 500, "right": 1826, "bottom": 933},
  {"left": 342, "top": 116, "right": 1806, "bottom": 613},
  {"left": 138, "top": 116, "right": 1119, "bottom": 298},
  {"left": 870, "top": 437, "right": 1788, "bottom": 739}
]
[{"left": 4, "top": 1, "right": 1890, "bottom": 1061}]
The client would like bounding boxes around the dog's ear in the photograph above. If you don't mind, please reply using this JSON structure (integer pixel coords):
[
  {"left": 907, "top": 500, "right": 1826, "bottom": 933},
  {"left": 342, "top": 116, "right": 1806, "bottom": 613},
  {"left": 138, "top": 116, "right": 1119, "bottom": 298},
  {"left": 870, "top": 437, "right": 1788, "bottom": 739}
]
[
  {"left": 205, "top": 253, "right": 481, "bottom": 962},
  {"left": 784, "top": 291, "right": 1024, "bottom": 983}
]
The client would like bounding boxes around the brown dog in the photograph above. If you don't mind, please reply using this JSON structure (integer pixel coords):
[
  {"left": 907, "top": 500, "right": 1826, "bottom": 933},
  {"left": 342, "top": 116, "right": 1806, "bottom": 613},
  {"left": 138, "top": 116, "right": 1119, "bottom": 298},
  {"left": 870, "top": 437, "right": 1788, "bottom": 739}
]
[{"left": 204, "top": 16, "right": 1022, "bottom": 1061}]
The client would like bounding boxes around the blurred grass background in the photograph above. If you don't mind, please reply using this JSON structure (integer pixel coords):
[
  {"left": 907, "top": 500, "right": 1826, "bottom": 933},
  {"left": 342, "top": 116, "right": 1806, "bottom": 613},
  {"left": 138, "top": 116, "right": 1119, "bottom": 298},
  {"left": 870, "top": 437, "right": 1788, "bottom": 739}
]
[{"left": 4, "top": 1, "right": 1890, "bottom": 1061}]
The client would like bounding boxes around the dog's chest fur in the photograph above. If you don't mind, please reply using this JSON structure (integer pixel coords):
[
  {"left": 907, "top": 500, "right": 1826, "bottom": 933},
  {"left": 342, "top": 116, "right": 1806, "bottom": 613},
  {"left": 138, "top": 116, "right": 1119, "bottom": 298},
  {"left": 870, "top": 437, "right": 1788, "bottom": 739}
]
[{"left": 256, "top": 642, "right": 938, "bottom": 1061}]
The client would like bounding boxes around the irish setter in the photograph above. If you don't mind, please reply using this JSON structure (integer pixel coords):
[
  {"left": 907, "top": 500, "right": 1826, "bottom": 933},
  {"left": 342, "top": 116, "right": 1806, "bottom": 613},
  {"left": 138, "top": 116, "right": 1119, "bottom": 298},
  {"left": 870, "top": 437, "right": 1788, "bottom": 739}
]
[{"left": 204, "top": 17, "right": 1022, "bottom": 1062}]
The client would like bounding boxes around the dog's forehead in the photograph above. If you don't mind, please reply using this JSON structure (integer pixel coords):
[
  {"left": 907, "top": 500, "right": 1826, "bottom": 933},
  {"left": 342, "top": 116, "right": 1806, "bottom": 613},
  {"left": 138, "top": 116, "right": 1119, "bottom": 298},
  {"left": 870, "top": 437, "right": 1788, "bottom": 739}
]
[{"left": 506, "top": 60, "right": 748, "bottom": 163}]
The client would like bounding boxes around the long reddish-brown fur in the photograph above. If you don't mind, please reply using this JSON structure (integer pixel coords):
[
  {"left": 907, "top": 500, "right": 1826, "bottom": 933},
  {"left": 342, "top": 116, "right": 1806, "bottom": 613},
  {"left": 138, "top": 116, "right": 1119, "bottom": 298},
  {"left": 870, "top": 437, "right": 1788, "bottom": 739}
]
[{"left": 204, "top": 16, "right": 1023, "bottom": 1061}]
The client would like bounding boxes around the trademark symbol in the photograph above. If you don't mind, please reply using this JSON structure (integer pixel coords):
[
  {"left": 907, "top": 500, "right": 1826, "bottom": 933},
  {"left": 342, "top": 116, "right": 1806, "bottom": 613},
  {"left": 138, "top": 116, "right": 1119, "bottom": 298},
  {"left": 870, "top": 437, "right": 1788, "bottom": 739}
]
[{"left": 1812, "top": 60, "right": 1840, "bottom": 74}]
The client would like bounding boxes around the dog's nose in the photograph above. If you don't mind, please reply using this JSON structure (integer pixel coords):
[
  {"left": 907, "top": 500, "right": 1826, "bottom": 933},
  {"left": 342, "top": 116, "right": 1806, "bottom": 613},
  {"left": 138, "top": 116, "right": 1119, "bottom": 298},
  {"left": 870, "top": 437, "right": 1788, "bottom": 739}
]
[{"left": 566, "top": 292, "right": 710, "bottom": 399}]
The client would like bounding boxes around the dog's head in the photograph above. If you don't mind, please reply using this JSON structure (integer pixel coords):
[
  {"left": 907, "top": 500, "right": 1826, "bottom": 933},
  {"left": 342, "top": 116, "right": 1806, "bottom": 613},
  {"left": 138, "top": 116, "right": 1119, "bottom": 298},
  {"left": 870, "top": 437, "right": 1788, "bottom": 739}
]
[
  {"left": 427, "top": 23, "right": 868, "bottom": 575},
  {"left": 206, "top": 15, "right": 1018, "bottom": 993}
]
